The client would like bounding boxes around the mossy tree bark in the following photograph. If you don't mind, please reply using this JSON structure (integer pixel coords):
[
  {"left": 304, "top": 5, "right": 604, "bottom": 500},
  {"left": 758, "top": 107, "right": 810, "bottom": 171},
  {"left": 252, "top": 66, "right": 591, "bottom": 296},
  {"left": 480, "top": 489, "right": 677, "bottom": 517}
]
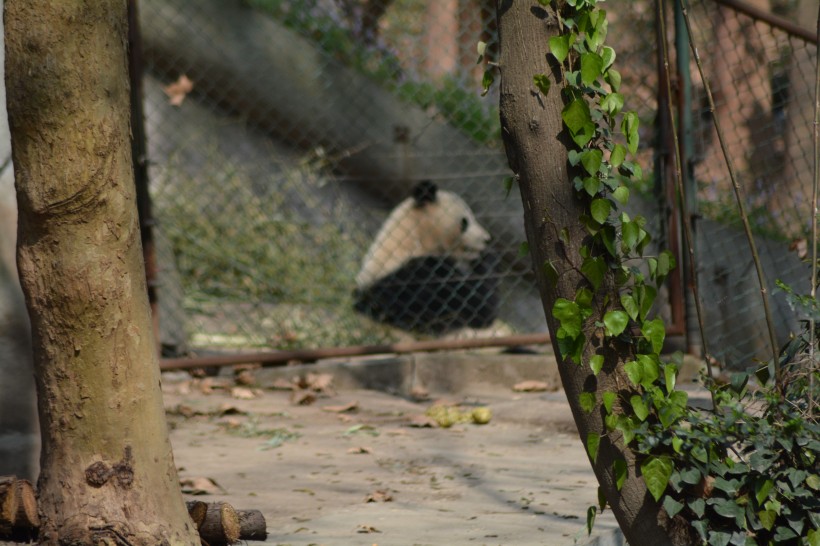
[
  {"left": 4, "top": 1, "right": 199, "bottom": 544},
  {"left": 496, "top": 2, "right": 692, "bottom": 544}
]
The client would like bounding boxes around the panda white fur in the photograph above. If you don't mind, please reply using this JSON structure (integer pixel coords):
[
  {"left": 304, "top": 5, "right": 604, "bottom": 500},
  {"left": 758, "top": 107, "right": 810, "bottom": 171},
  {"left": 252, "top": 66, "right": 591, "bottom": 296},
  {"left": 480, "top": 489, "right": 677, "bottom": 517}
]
[{"left": 354, "top": 181, "right": 499, "bottom": 333}]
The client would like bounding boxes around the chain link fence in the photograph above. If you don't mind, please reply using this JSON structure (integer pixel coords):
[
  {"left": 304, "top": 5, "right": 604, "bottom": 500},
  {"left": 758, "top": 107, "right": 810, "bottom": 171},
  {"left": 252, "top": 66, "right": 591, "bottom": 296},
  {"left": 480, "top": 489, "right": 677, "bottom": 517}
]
[
  {"left": 138, "top": 0, "right": 816, "bottom": 369},
  {"left": 682, "top": 0, "right": 817, "bottom": 366}
]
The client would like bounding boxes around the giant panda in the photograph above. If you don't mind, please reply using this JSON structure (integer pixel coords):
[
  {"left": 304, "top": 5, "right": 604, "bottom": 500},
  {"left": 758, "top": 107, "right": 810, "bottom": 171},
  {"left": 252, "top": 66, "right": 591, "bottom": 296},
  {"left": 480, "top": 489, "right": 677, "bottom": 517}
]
[{"left": 354, "top": 180, "right": 499, "bottom": 334}]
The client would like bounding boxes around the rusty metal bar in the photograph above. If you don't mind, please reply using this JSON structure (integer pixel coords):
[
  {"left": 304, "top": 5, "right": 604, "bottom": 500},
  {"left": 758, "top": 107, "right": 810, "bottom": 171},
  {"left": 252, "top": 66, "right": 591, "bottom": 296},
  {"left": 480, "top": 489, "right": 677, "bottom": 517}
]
[
  {"left": 160, "top": 333, "right": 551, "bottom": 371},
  {"left": 710, "top": 0, "right": 817, "bottom": 44}
]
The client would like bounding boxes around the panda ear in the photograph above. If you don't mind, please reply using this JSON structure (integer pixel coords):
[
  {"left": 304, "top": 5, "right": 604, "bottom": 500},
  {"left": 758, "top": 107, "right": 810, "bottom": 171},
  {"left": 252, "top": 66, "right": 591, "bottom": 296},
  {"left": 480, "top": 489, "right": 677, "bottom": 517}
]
[{"left": 412, "top": 180, "right": 438, "bottom": 208}]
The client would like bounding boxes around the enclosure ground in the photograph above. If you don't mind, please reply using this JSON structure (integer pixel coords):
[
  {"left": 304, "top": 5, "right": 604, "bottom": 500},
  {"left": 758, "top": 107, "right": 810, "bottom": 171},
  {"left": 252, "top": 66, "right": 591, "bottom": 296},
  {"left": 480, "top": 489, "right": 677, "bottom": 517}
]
[{"left": 163, "top": 351, "right": 708, "bottom": 545}]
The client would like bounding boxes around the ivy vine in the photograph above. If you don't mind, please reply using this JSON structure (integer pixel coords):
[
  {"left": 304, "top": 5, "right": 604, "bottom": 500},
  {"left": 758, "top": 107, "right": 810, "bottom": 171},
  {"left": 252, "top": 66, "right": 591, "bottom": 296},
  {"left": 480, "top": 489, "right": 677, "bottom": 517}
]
[{"left": 491, "top": 0, "right": 820, "bottom": 544}]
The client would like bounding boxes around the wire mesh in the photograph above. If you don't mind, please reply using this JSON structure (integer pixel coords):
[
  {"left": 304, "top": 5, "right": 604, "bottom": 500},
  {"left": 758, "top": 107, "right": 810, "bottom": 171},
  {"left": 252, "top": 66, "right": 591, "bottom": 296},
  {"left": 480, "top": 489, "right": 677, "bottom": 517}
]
[
  {"left": 138, "top": 0, "right": 815, "bottom": 369},
  {"left": 682, "top": 0, "right": 817, "bottom": 367}
]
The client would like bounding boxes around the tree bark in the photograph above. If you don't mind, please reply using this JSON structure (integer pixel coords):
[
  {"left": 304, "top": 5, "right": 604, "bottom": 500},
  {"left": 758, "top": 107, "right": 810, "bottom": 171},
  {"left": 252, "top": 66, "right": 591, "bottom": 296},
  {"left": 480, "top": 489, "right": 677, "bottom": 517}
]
[
  {"left": 496, "top": 2, "right": 689, "bottom": 544},
  {"left": 4, "top": 2, "right": 199, "bottom": 544}
]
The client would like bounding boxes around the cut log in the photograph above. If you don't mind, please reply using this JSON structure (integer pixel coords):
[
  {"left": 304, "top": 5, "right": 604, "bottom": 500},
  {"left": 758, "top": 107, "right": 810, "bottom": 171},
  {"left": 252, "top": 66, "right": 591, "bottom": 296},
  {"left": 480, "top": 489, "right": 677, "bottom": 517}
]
[
  {"left": 0, "top": 476, "right": 19, "bottom": 537},
  {"left": 13, "top": 480, "right": 38, "bottom": 530},
  {"left": 237, "top": 509, "right": 267, "bottom": 541},
  {"left": 197, "top": 502, "right": 240, "bottom": 545},
  {"left": 185, "top": 500, "right": 208, "bottom": 530}
]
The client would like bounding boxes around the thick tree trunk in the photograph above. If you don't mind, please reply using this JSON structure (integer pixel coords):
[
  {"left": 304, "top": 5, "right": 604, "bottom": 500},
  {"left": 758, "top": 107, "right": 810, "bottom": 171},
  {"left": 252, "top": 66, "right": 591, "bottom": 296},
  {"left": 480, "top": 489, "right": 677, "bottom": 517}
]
[
  {"left": 4, "top": 2, "right": 198, "bottom": 544},
  {"left": 496, "top": 2, "right": 688, "bottom": 544}
]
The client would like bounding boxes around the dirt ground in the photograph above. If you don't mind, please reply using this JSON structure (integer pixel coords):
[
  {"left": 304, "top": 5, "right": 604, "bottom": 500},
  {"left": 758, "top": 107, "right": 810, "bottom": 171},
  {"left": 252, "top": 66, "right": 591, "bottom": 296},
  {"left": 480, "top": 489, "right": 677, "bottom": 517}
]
[{"left": 162, "top": 352, "right": 631, "bottom": 546}]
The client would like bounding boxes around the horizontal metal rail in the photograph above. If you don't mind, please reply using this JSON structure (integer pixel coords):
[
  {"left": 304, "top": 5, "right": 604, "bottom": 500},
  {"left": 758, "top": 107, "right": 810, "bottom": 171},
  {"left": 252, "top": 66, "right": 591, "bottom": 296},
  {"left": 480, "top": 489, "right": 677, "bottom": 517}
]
[
  {"left": 711, "top": 0, "right": 817, "bottom": 44},
  {"left": 160, "top": 333, "right": 551, "bottom": 371}
]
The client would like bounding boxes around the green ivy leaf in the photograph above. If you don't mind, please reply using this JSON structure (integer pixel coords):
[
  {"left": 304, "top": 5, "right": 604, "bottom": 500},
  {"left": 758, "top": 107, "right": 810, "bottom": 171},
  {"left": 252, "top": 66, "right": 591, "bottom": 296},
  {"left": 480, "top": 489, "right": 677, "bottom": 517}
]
[
  {"left": 620, "top": 293, "right": 639, "bottom": 321},
  {"left": 641, "top": 318, "right": 665, "bottom": 355},
  {"left": 610, "top": 143, "right": 626, "bottom": 168},
  {"left": 581, "top": 256, "right": 607, "bottom": 291},
  {"left": 481, "top": 68, "right": 495, "bottom": 97},
  {"left": 597, "top": 486, "right": 607, "bottom": 511},
  {"left": 621, "top": 111, "right": 640, "bottom": 154},
  {"left": 580, "top": 52, "right": 604, "bottom": 86},
  {"left": 711, "top": 498, "right": 746, "bottom": 529},
  {"left": 622, "top": 220, "right": 639, "bottom": 252},
  {"left": 600, "top": 225, "right": 617, "bottom": 257},
  {"left": 630, "top": 395, "right": 649, "bottom": 421},
  {"left": 586, "top": 432, "right": 601, "bottom": 463},
  {"left": 581, "top": 149, "right": 603, "bottom": 176},
  {"left": 601, "top": 46, "right": 616, "bottom": 70},
  {"left": 605, "top": 68, "right": 621, "bottom": 91},
  {"left": 671, "top": 436, "right": 683, "bottom": 454},
  {"left": 562, "top": 99, "right": 595, "bottom": 148},
  {"left": 586, "top": 505, "right": 597, "bottom": 536},
  {"left": 612, "top": 185, "right": 629, "bottom": 205},
  {"left": 557, "top": 332, "right": 585, "bottom": 365},
  {"left": 614, "top": 458, "right": 628, "bottom": 490},
  {"left": 624, "top": 360, "right": 641, "bottom": 387},
  {"left": 583, "top": 177, "right": 601, "bottom": 196},
  {"left": 663, "top": 363, "right": 677, "bottom": 392},
  {"left": 755, "top": 480, "right": 774, "bottom": 506},
  {"left": 641, "top": 456, "right": 672, "bottom": 502},
  {"left": 635, "top": 354, "right": 660, "bottom": 387},
  {"left": 758, "top": 509, "right": 777, "bottom": 531},
  {"left": 602, "top": 391, "right": 616, "bottom": 414},
  {"left": 806, "top": 474, "right": 820, "bottom": 491},
  {"left": 553, "top": 298, "right": 582, "bottom": 340},
  {"left": 579, "top": 392, "right": 596, "bottom": 413},
  {"left": 590, "top": 198, "right": 611, "bottom": 224},
  {"left": 568, "top": 149, "right": 583, "bottom": 166},
  {"left": 533, "top": 73, "right": 551, "bottom": 96},
  {"left": 549, "top": 33, "right": 574, "bottom": 63},
  {"left": 575, "top": 287, "right": 594, "bottom": 310},
  {"left": 662, "top": 496, "right": 685, "bottom": 519},
  {"left": 638, "top": 284, "right": 657, "bottom": 320},
  {"left": 543, "top": 260, "right": 559, "bottom": 288},
  {"left": 603, "top": 310, "right": 628, "bottom": 337},
  {"left": 589, "top": 354, "right": 604, "bottom": 375},
  {"left": 600, "top": 92, "right": 624, "bottom": 116},
  {"left": 689, "top": 497, "right": 706, "bottom": 518}
]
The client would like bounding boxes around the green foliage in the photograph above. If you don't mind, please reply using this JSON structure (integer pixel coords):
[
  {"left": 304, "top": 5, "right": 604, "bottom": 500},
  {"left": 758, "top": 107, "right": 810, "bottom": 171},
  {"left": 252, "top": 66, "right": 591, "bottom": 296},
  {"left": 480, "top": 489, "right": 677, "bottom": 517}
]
[
  {"left": 247, "top": 0, "right": 500, "bottom": 145},
  {"left": 534, "top": 0, "right": 820, "bottom": 542},
  {"left": 631, "top": 376, "right": 820, "bottom": 545}
]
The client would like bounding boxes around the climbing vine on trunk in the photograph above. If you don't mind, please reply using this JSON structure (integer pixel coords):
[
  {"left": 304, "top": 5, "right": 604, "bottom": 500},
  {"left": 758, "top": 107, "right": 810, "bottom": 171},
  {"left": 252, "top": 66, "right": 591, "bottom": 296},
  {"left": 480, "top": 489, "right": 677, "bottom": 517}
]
[{"left": 494, "top": 1, "right": 819, "bottom": 545}]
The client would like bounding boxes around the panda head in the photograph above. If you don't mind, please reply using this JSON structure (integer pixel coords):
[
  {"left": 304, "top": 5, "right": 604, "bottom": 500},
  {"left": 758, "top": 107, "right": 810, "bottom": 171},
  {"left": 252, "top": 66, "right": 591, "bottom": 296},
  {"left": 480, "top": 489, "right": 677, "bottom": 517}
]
[{"left": 355, "top": 181, "right": 491, "bottom": 289}]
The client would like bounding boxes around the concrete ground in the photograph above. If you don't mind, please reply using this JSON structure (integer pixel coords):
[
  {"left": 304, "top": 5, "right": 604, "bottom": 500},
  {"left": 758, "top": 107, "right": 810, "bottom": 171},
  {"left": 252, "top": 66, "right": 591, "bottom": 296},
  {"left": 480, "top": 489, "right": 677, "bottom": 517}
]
[{"left": 160, "top": 350, "right": 700, "bottom": 545}]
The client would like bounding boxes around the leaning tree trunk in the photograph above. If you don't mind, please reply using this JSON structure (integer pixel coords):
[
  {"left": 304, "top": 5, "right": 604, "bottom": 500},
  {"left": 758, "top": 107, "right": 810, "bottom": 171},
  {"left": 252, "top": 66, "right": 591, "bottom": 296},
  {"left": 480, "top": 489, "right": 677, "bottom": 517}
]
[
  {"left": 496, "top": 2, "right": 689, "bottom": 544},
  {"left": 4, "top": 2, "right": 199, "bottom": 544}
]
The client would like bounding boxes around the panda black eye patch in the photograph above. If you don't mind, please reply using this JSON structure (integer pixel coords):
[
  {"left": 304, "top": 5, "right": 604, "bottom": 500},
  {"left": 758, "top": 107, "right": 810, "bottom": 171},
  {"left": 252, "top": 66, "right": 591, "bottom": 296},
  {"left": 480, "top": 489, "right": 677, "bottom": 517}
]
[{"left": 461, "top": 217, "right": 469, "bottom": 233}]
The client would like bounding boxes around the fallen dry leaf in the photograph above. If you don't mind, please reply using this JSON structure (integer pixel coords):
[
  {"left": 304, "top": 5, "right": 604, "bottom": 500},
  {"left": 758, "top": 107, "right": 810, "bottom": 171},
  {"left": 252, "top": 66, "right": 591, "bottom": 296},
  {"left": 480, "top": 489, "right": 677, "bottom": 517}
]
[
  {"left": 305, "top": 372, "right": 334, "bottom": 392},
  {"left": 322, "top": 401, "right": 359, "bottom": 413},
  {"left": 291, "top": 389, "right": 316, "bottom": 406},
  {"left": 163, "top": 74, "right": 194, "bottom": 106},
  {"left": 231, "top": 387, "right": 257, "bottom": 400},
  {"left": 408, "top": 415, "right": 438, "bottom": 428},
  {"left": 409, "top": 386, "right": 430, "bottom": 401},
  {"left": 234, "top": 369, "right": 257, "bottom": 386},
  {"left": 512, "top": 380, "right": 549, "bottom": 392},
  {"left": 179, "top": 476, "right": 225, "bottom": 495},
  {"left": 347, "top": 446, "right": 372, "bottom": 455},
  {"left": 356, "top": 524, "right": 381, "bottom": 534},
  {"left": 364, "top": 489, "right": 393, "bottom": 503},
  {"left": 218, "top": 403, "right": 244, "bottom": 415},
  {"left": 270, "top": 378, "right": 296, "bottom": 391},
  {"left": 174, "top": 404, "right": 198, "bottom": 418}
]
